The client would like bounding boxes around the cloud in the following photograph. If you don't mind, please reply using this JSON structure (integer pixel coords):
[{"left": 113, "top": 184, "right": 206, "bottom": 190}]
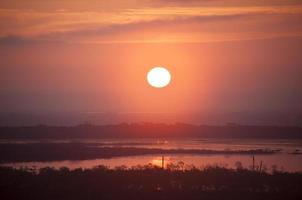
[
  {"left": 151, "top": 0, "right": 302, "bottom": 6},
  {"left": 1, "top": 4, "right": 302, "bottom": 44},
  {"left": 33, "top": 10, "right": 302, "bottom": 43},
  {"left": 0, "top": 35, "right": 64, "bottom": 45},
  {"left": 0, "top": 35, "right": 36, "bottom": 45}
]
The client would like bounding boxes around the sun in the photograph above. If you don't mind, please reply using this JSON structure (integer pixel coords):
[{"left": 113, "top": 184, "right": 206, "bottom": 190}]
[{"left": 147, "top": 67, "right": 171, "bottom": 88}]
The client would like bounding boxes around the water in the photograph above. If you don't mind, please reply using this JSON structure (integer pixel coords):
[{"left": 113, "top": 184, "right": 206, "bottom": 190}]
[{"left": 1, "top": 138, "right": 302, "bottom": 172}]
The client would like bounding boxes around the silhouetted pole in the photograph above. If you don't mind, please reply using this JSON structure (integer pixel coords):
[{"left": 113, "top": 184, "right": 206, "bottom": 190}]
[
  {"left": 252, "top": 155, "right": 255, "bottom": 171},
  {"left": 162, "top": 156, "right": 164, "bottom": 169},
  {"left": 259, "top": 160, "right": 263, "bottom": 173}
]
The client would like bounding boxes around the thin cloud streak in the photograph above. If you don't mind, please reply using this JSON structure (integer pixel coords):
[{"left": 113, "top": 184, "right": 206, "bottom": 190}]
[
  {"left": 1, "top": 5, "right": 302, "bottom": 35},
  {"left": 2, "top": 15, "right": 301, "bottom": 44}
]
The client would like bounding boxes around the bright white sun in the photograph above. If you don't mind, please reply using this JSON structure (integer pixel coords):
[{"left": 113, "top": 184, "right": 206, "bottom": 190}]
[{"left": 147, "top": 67, "right": 171, "bottom": 88}]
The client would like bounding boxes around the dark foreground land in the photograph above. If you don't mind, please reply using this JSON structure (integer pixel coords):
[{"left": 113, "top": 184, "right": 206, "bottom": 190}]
[{"left": 1, "top": 166, "right": 302, "bottom": 200}]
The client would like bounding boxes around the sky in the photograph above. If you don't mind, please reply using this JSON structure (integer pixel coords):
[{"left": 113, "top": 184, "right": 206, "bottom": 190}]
[{"left": 0, "top": 0, "right": 302, "bottom": 124}]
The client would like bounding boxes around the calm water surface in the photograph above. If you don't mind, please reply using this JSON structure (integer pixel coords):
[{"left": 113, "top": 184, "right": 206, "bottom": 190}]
[{"left": 1, "top": 138, "right": 302, "bottom": 172}]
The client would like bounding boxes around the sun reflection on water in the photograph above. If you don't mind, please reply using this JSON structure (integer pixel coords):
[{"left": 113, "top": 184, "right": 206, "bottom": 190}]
[{"left": 150, "top": 156, "right": 171, "bottom": 168}]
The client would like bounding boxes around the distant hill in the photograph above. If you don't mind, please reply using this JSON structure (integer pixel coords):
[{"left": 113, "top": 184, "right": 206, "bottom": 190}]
[
  {"left": 0, "top": 123, "right": 301, "bottom": 139},
  {"left": 0, "top": 111, "right": 301, "bottom": 127}
]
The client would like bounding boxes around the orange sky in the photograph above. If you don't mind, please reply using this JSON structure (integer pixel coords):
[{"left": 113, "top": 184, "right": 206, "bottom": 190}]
[{"left": 0, "top": 0, "right": 302, "bottom": 118}]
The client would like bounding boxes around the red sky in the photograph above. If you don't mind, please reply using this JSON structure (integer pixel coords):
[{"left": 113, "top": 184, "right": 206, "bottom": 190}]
[{"left": 0, "top": 0, "right": 302, "bottom": 118}]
